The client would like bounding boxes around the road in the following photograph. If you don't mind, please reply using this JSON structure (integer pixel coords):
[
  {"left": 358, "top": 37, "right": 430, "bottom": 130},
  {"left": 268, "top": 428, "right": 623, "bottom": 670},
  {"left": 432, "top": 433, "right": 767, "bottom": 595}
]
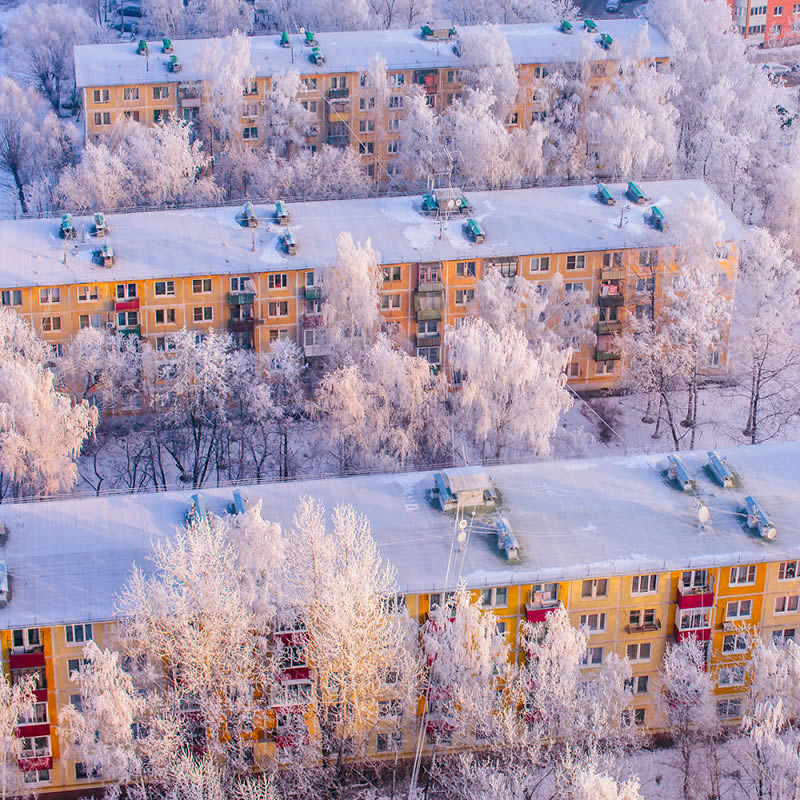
[{"left": 577, "top": 0, "right": 643, "bottom": 20}]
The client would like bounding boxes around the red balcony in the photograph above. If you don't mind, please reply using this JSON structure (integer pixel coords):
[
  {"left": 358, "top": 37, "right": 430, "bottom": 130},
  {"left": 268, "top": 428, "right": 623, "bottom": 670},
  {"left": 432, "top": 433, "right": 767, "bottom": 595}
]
[
  {"left": 677, "top": 582, "right": 714, "bottom": 610},
  {"left": 33, "top": 689, "right": 47, "bottom": 703},
  {"left": 9, "top": 651, "right": 45, "bottom": 670},
  {"left": 675, "top": 627, "right": 712, "bottom": 644},
  {"left": 278, "top": 666, "right": 310, "bottom": 682},
  {"left": 18, "top": 756, "right": 53, "bottom": 772},
  {"left": 114, "top": 298, "right": 140, "bottom": 312},
  {"left": 525, "top": 604, "right": 558, "bottom": 624},
  {"left": 16, "top": 723, "right": 50, "bottom": 738}
]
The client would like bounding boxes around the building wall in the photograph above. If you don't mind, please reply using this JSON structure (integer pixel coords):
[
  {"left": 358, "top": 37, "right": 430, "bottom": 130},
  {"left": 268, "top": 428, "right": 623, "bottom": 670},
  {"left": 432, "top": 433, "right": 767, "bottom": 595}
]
[{"left": 3, "top": 555, "right": 798, "bottom": 793}]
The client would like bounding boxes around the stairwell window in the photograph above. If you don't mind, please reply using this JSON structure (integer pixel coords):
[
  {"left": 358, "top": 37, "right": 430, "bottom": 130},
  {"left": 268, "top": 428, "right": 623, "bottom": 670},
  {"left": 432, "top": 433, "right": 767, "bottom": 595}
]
[
  {"left": 65, "top": 624, "right": 93, "bottom": 645},
  {"left": 581, "top": 578, "right": 608, "bottom": 598},
  {"left": 455, "top": 289, "right": 474, "bottom": 305},
  {"left": 456, "top": 260, "right": 476, "bottom": 277}
]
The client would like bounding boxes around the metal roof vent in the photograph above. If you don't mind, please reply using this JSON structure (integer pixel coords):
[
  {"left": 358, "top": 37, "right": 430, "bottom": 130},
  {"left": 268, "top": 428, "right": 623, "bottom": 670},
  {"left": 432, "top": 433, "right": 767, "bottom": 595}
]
[
  {"left": 744, "top": 496, "right": 776, "bottom": 540},
  {"left": 0, "top": 562, "right": 9, "bottom": 607},
  {"left": 667, "top": 455, "right": 692, "bottom": 491},
  {"left": 707, "top": 451, "right": 735, "bottom": 488},
  {"left": 186, "top": 492, "right": 208, "bottom": 526},
  {"left": 493, "top": 516, "right": 519, "bottom": 561},
  {"left": 433, "top": 468, "right": 497, "bottom": 511}
]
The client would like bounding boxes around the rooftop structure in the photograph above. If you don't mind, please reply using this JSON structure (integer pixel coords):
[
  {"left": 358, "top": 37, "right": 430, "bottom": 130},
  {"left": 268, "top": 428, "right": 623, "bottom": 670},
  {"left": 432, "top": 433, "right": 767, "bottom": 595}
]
[
  {"left": 74, "top": 20, "right": 671, "bottom": 89},
  {"left": 1, "top": 440, "right": 798, "bottom": 629},
  {"left": 0, "top": 179, "right": 745, "bottom": 289}
]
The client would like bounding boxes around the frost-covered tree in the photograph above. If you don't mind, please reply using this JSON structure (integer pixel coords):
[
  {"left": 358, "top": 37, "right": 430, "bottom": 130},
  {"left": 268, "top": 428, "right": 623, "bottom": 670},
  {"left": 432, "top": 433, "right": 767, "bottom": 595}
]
[
  {"left": 0, "top": 672, "right": 36, "bottom": 800},
  {"left": 457, "top": 25, "right": 519, "bottom": 120},
  {"left": 446, "top": 316, "right": 572, "bottom": 460},
  {"left": 397, "top": 89, "right": 442, "bottom": 185},
  {"left": 312, "top": 335, "right": 449, "bottom": 472},
  {"left": 0, "top": 77, "right": 70, "bottom": 213},
  {"left": 732, "top": 228, "right": 800, "bottom": 444},
  {"left": 55, "top": 141, "right": 134, "bottom": 212},
  {"left": 322, "top": 232, "right": 382, "bottom": 363},
  {"left": 441, "top": 0, "right": 576, "bottom": 24},
  {"left": 0, "top": 308, "right": 98, "bottom": 499},
  {"left": 6, "top": 3, "right": 101, "bottom": 112},
  {"left": 573, "top": 768, "right": 645, "bottom": 800},
  {"left": 261, "top": 70, "right": 314, "bottom": 158},
  {"left": 284, "top": 497, "right": 420, "bottom": 790},
  {"left": 659, "top": 636, "right": 718, "bottom": 800}
]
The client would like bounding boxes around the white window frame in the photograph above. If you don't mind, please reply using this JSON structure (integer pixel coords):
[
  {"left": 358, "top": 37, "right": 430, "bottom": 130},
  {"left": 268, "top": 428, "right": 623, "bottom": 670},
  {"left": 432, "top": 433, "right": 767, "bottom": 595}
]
[
  {"left": 580, "top": 612, "right": 606, "bottom": 632},
  {"left": 193, "top": 306, "right": 213, "bottom": 322},
  {"left": 65, "top": 623, "right": 93, "bottom": 645},
  {"left": 631, "top": 574, "right": 658, "bottom": 595},
  {"left": 581, "top": 578, "right": 608, "bottom": 598},
  {"left": 626, "top": 642, "right": 652, "bottom": 662},
  {"left": 726, "top": 599, "right": 752, "bottom": 621},
  {"left": 775, "top": 595, "right": 800, "bottom": 614},
  {"left": 581, "top": 646, "right": 603, "bottom": 666},
  {"left": 779, "top": 561, "right": 799, "bottom": 581},
  {"left": 154, "top": 280, "right": 175, "bottom": 296},
  {"left": 722, "top": 633, "right": 748, "bottom": 653},
  {"left": 480, "top": 587, "right": 508, "bottom": 608},
  {"left": 77, "top": 285, "right": 99, "bottom": 302},
  {"left": 730, "top": 565, "right": 757, "bottom": 586},
  {"left": 718, "top": 665, "right": 746, "bottom": 687},
  {"left": 268, "top": 273, "right": 289, "bottom": 290},
  {"left": 192, "top": 278, "right": 212, "bottom": 294}
]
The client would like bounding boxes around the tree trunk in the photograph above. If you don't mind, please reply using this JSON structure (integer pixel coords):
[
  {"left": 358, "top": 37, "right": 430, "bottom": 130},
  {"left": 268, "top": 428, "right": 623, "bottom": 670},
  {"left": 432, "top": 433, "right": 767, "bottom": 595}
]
[{"left": 9, "top": 164, "right": 27, "bottom": 214}]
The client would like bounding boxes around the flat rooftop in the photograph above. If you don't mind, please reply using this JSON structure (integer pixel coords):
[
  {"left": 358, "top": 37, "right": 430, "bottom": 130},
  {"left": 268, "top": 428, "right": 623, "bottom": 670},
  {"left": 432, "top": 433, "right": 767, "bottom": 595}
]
[
  {"left": 0, "top": 180, "right": 746, "bottom": 289},
  {"left": 74, "top": 20, "right": 670, "bottom": 88},
  {"left": 1, "top": 441, "right": 799, "bottom": 628}
]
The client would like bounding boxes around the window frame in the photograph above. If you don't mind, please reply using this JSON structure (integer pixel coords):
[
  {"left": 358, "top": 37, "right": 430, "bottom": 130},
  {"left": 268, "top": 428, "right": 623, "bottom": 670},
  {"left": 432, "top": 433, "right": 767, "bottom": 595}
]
[{"left": 64, "top": 623, "right": 93, "bottom": 646}]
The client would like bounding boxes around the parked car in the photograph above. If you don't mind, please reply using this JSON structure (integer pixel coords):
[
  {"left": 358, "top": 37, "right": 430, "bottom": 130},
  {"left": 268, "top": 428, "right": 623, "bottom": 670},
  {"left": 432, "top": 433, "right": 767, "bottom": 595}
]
[{"left": 605, "top": 0, "right": 621, "bottom": 11}]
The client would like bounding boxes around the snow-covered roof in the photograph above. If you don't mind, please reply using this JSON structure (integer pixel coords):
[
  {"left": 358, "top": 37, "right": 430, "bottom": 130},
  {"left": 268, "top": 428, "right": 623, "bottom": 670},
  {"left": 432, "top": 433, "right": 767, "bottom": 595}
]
[
  {"left": 442, "top": 467, "right": 492, "bottom": 494},
  {"left": 2, "top": 441, "right": 800, "bottom": 628},
  {"left": 0, "top": 180, "right": 746, "bottom": 289},
  {"left": 74, "top": 20, "right": 671, "bottom": 89}
]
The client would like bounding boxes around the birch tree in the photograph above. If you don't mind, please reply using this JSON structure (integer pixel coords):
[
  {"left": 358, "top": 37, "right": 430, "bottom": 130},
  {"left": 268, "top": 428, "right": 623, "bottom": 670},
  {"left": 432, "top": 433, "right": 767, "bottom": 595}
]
[
  {"left": 0, "top": 673, "right": 36, "bottom": 800},
  {"left": 397, "top": 89, "right": 442, "bottom": 186},
  {"left": 457, "top": 25, "right": 519, "bottom": 120},
  {"left": 56, "top": 141, "right": 134, "bottom": 212},
  {"left": 446, "top": 316, "right": 572, "bottom": 460}
]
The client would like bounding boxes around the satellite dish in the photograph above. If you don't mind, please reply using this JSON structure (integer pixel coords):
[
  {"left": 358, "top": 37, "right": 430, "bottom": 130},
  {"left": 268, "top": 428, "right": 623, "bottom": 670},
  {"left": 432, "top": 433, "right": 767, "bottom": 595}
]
[
  {"left": 299, "top": 26, "right": 305, "bottom": 33},
  {"left": 698, "top": 505, "right": 711, "bottom": 525},
  {"left": 457, "top": 518, "right": 468, "bottom": 543}
]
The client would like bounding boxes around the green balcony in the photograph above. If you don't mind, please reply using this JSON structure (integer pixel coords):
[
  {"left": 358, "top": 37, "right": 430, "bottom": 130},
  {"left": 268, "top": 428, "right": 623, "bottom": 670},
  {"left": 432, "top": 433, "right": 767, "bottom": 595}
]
[
  {"left": 228, "top": 292, "right": 255, "bottom": 305},
  {"left": 595, "top": 349, "right": 621, "bottom": 362},
  {"left": 597, "top": 320, "right": 622, "bottom": 335},
  {"left": 304, "top": 286, "right": 325, "bottom": 300}
]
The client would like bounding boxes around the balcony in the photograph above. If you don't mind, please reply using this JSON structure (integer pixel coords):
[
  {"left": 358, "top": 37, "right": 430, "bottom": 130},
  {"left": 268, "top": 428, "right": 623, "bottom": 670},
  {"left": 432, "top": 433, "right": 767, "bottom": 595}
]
[
  {"left": 8, "top": 650, "right": 45, "bottom": 670},
  {"left": 417, "top": 280, "right": 443, "bottom": 293},
  {"left": 625, "top": 619, "right": 662, "bottom": 634},
  {"left": 525, "top": 602, "right": 558, "bottom": 624},
  {"left": 228, "top": 292, "right": 255, "bottom": 305},
  {"left": 415, "top": 332, "right": 441, "bottom": 348},
  {"left": 327, "top": 133, "right": 349, "bottom": 147},
  {"left": 304, "top": 343, "right": 331, "bottom": 358},
  {"left": 677, "top": 577, "right": 715, "bottom": 609},
  {"left": 303, "top": 311, "right": 324, "bottom": 328},
  {"left": 178, "top": 86, "right": 202, "bottom": 107},
  {"left": 675, "top": 627, "right": 712, "bottom": 644},
  {"left": 597, "top": 293, "right": 624, "bottom": 308},
  {"left": 328, "top": 87, "right": 349, "bottom": 101},
  {"left": 114, "top": 298, "right": 139, "bottom": 312},
  {"left": 594, "top": 349, "right": 621, "bottom": 362},
  {"left": 18, "top": 756, "right": 53, "bottom": 772},
  {"left": 33, "top": 689, "right": 47, "bottom": 703},
  {"left": 118, "top": 325, "right": 141, "bottom": 338},
  {"left": 229, "top": 318, "right": 255, "bottom": 333},
  {"left": 597, "top": 320, "right": 622, "bottom": 335},
  {"left": 600, "top": 268, "right": 625, "bottom": 281},
  {"left": 414, "top": 290, "right": 444, "bottom": 321},
  {"left": 304, "top": 286, "right": 325, "bottom": 301},
  {"left": 16, "top": 723, "right": 50, "bottom": 738}
]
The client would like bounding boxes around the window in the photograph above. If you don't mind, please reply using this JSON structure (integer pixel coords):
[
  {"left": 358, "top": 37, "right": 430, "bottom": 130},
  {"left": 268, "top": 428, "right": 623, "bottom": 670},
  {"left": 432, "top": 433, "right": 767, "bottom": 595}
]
[
  {"left": 380, "top": 294, "right": 401, "bottom": 310},
  {"left": 359, "top": 97, "right": 376, "bottom": 110},
  {"left": 417, "top": 346, "right": 440, "bottom": 366},
  {"left": 679, "top": 608, "right": 711, "bottom": 630},
  {"left": 531, "top": 110, "right": 547, "bottom": 122},
  {"left": 581, "top": 578, "right": 608, "bottom": 598},
  {"left": 387, "top": 140, "right": 400, "bottom": 154},
  {"left": 41, "top": 316, "right": 61, "bottom": 332},
  {"left": 429, "top": 591, "right": 456, "bottom": 610},
  {"left": 447, "top": 70, "right": 456, "bottom": 82},
  {"left": 455, "top": 289, "right": 475, "bottom": 305},
  {"left": 358, "top": 119, "right": 375, "bottom": 133},
  {"left": 243, "top": 126, "right": 258, "bottom": 140},
  {"left": 268, "top": 273, "right": 288, "bottom": 289},
  {"left": 530, "top": 256, "right": 550, "bottom": 273},
  {"left": 718, "top": 665, "right": 746, "bottom": 687},
  {"left": 301, "top": 77, "right": 317, "bottom": 90},
  {"left": 533, "top": 66, "right": 549, "bottom": 78},
  {"left": 1, "top": 290, "right": 22, "bottom": 306},
  {"left": 681, "top": 569, "right": 709, "bottom": 589},
  {"left": 633, "top": 708, "right": 646, "bottom": 726},
  {"left": 77, "top": 285, "right": 99, "bottom": 302},
  {"left": 565, "top": 282, "right": 585, "bottom": 293},
  {"left": 566, "top": 255, "right": 585, "bottom": 271},
  {"left": 358, "top": 142, "right": 375, "bottom": 154},
  {"left": 20, "top": 735, "right": 50, "bottom": 757},
  {"left": 65, "top": 624, "right": 93, "bottom": 645},
  {"left": 39, "top": 287, "right": 61, "bottom": 304},
  {"left": 242, "top": 102, "right": 259, "bottom": 118},
  {"left": 726, "top": 599, "right": 752, "bottom": 620},
  {"left": 730, "top": 565, "right": 756, "bottom": 585},
  {"left": 75, "top": 763, "right": 101, "bottom": 781},
  {"left": 192, "top": 307, "right": 212, "bottom": 322},
  {"left": 20, "top": 702, "right": 48, "bottom": 724},
  {"left": 775, "top": 595, "right": 800, "bottom": 614},
  {"left": 779, "top": 561, "right": 799, "bottom": 580},
  {"left": 94, "top": 111, "right": 111, "bottom": 126},
  {"left": 717, "top": 698, "right": 742, "bottom": 718},
  {"left": 116, "top": 283, "right": 137, "bottom": 299},
  {"left": 152, "top": 86, "right": 169, "bottom": 100},
  {"left": 117, "top": 311, "right": 138, "bottom": 328},
  {"left": 124, "top": 110, "right": 140, "bottom": 121},
  {"left": 383, "top": 265, "right": 402, "bottom": 282},
  {"left": 389, "top": 71, "right": 406, "bottom": 86},
  {"left": 631, "top": 574, "right": 658, "bottom": 594},
  {"left": 596, "top": 360, "right": 616, "bottom": 376},
  {"left": 425, "top": 95, "right": 435, "bottom": 107},
  {"left": 123, "top": 87, "right": 139, "bottom": 101},
  {"left": 155, "top": 308, "right": 176, "bottom": 324},
  {"left": 268, "top": 301, "right": 289, "bottom": 317},
  {"left": 192, "top": 278, "right": 212, "bottom": 294},
  {"left": 12, "top": 628, "right": 40, "bottom": 650},
  {"left": 388, "top": 96, "right": 403, "bottom": 109},
  {"left": 580, "top": 612, "right": 606, "bottom": 632},
  {"left": 480, "top": 587, "right": 508, "bottom": 607},
  {"left": 722, "top": 633, "right": 748, "bottom": 653},
  {"left": 772, "top": 628, "right": 796, "bottom": 643},
  {"left": 581, "top": 647, "right": 603, "bottom": 666},
  {"left": 268, "top": 329, "right": 289, "bottom": 343},
  {"left": 629, "top": 609, "right": 657, "bottom": 628},
  {"left": 626, "top": 642, "right": 651, "bottom": 661},
  {"left": 387, "top": 118, "right": 400, "bottom": 131},
  {"left": 639, "top": 249, "right": 658, "bottom": 267},
  {"left": 567, "top": 361, "right": 580, "bottom": 378},
  {"left": 154, "top": 280, "right": 175, "bottom": 297},
  {"left": 93, "top": 88, "right": 110, "bottom": 103},
  {"left": 377, "top": 699, "right": 402, "bottom": 718},
  {"left": 376, "top": 731, "right": 402, "bottom": 753},
  {"left": 456, "top": 260, "right": 477, "bottom": 277},
  {"left": 603, "top": 252, "right": 623, "bottom": 269},
  {"left": 23, "top": 770, "right": 50, "bottom": 785},
  {"left": 591, "top": 63, "right": 607, "bottom": 77},
  {"left": 625, "top": 675, "right": 649, "bottom": 694}
]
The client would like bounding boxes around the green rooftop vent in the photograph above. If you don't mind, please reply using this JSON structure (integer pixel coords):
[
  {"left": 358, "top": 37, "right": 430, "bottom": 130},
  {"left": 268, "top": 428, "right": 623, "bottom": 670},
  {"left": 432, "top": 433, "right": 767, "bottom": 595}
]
[
  {"left": 275, "top": 200, "right": 289, "bottom": 225},
  {"left": 559, "top": 19, "right": 573, "bottom": 33},
  {"left": 599, "top": 32, "right": 613, "bottom": 49},
  {"left": 597, "top": 183, "right": 615, "bottom": 205},
  {"left": 136, "top": 39, "right": 148, "bottom": 55},
  {"left": 465, "top": 217, "right": 485, "bottom": 243},
  {"left": 626, "top": 181, "right": 647, "bottom": 204},
  {"left": 649, "top": 205, "right": 665, "bottom": 231},
  {"left": 168, "top": 53, "right": 181, "bottom": 72},
  {"left": 584, "top": 18, "right": 598, "bottom": 32},
  {"left": 280, "top": 31, "right": 290, "bottom": 46},
  {"left": 304, "top": 30, "right": 316, "bottom": 45},
  {"left": 310, "top": 46, "right": 325, "bottom": 64},
  {"left": 60, "top": 213, "right": 75, "bottom": 239},
  {"left": 162, "top": 37, "right": 173, "bottom": 53}
]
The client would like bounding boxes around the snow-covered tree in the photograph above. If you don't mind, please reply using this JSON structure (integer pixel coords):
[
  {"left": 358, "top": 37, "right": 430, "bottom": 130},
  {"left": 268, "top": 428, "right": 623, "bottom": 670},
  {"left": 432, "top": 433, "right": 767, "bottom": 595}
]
[
  {"left": 441, "top": 0, "right": 576, "bottom": 24},
  {"left": 573, "top": 768, "right": 645, "bottom": 800},
  {"left": 322, "top": 232, "right": 382, "bottom": 363},
  {"left": 55, "top": 140, "right": 134, "bottom": 212},
  {"left": 284, "top": 497, "right": 421, "bottom": 789},
  {"left": 457, "top": 25, "right": 519, "bottom": 120},
  {"left": 312, "top": 335, "right": 449, "bottom": 472},
  {"left": 6, "top": 3, "right": 101, "bottom": 112},
  {"left": 0, "top": 77, "right": 70, "bottom": 213},
  {"left": 0, "top": 672, "right": 36, "bottom": 800},
  {"left": 0, "top": 308, "right": 98, "bottom": 499},
  {"left": 732, "top": 228, "right": 800, "bottom": 444},
  {"left": 446, "top": 316, "right": 573, "bottom": 460},
  {"left": 658, "top": 636, "right": 718, "bottom": 800},
  {"left": 397, "top": 89, "right": 443, "bottom": 185},
  {"left": 261, "top": 70, "right": 314, "bottom": 158}
]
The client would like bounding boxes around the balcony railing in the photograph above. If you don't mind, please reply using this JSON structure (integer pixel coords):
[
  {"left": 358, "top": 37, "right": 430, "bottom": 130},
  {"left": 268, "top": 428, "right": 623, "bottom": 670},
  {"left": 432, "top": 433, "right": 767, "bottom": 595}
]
[
  {"left": 597, "top": 320, "right": 622, "bottom": 335},
  {"left": 415, "top": 332, "right": 441, "bottom": 348},
  {"left": 625, "top": 619, "right": 662, "bottom": 634},
  {"left": 328, "top": 88, "right": 350, "bottom": 100},
  {"left": 600, "top": 268, "right": 625, "bottom": 281},
  {"left": 229, "top": 318, "right": 255, "bottom": 333},
  {"left": 594, "top": 349, "right": 621, "bottom": 362},
  {"left": 227, "top": 292, "right": 255, "bottom": 305},
  {"left": 327, "top": 133, "right": 349, "bottom": 147},
  {"left": 598, "top": 294, "right": 624, "bottom": 307},
  {"left": 417, "top": 280, "right": 443, "bottom": 293},
  {"left": 304, "top": 286, "right": 325, "bottom": 301},
  {"left": 8, "top": 649, "right": 45, "bottom": 670},
  {"left": 114, "top": 298, "right": 140, "bottom": 312}
]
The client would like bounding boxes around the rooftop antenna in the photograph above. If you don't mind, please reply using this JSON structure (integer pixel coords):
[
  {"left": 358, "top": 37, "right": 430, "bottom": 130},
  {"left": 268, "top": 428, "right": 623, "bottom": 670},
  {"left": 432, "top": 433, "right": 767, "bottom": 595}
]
[
  {"left": 618, "top": 203, "right": 630, "bottom": 228},
  {"left": 456, "top": 518, "right": 467, "bottom": 551}
]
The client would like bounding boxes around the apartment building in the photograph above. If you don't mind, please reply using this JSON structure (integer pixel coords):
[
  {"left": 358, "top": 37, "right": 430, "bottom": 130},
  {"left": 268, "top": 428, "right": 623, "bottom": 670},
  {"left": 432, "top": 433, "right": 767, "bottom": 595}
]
[
  {"left": 2, "top": 442, "right": 799, "bottom": 793},
  {"left": 727, "top": 0, "right": 800, "bottom": 43},
  {"left": 0, "top": 179, "right": 745, "bottom": 393},
  {"left": 73, "top": 19, "right": 671, "bottom": 180}
]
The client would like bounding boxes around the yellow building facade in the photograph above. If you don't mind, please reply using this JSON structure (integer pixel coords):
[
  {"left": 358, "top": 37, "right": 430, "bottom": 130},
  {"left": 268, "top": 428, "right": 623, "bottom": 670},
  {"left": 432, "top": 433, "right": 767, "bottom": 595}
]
[
  {"left": 74, "top": 20, "right": 671, "bottom": 181},
  {"left": 0, "top": 180, "right": 744, "bottom": 394},
  {"left": 2, "top": 444, "right": 798, "bottom": 793}
]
